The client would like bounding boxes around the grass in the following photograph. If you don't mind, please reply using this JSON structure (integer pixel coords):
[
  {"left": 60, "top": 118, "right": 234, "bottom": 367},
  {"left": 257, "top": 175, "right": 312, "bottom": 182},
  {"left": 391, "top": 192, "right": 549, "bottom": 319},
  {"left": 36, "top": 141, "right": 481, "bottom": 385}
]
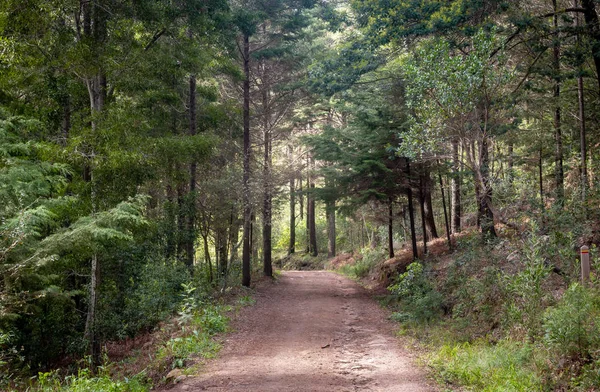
[
  {"left": 36, "top": 368, "right": 150, "bottom": 392},
  {"left": 430, "top": 340, "right": 544, "bottom": 392}
]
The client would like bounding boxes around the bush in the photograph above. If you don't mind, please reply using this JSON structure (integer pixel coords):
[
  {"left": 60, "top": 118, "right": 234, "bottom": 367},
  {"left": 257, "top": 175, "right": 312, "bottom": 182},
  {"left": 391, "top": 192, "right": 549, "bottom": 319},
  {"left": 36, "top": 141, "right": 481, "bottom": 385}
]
[
  {"left": 543, "top": 283, "right": 600, "bottom": 360},
  {"left": 338, "top": 248, "right": 385, "bottom": 278},
  {"left": 504, "top": 232, "right": 553, "bottom": 339},
  {"left": 388, "top": 262, "right": 443, "bottom": 323},
  {"left": 36, "top": 368, "right": 149, "bottom": 392},
  {"left": 156, "top": 282, "right": 229, "bottom": 370}
]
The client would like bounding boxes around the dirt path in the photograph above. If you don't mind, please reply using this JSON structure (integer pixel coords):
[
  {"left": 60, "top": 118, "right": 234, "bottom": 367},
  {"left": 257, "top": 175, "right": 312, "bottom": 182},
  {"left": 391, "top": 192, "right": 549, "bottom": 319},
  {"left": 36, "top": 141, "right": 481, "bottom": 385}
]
[{"left": 170, "top": 271, "right": 436, "bottom": 392}]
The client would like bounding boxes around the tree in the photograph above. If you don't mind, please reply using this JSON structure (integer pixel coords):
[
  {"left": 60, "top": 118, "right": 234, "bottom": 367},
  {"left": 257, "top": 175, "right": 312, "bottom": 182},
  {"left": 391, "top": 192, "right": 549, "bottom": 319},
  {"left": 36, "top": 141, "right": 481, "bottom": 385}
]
[{"left": 401, "top": 31, "right": 516, "bottom": 239}]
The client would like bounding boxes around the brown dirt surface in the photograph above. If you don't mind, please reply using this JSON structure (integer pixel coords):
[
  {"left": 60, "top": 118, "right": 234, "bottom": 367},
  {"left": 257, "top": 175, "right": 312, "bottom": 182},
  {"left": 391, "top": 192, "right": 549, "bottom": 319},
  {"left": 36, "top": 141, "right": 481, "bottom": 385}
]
[{"left": 168, "top": 271, "right": 437, "bottom": 392}]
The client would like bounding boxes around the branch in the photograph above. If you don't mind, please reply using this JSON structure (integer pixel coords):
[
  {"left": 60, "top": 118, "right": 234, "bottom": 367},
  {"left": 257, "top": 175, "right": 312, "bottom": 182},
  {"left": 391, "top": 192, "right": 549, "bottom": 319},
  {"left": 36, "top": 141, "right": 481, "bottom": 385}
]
[
  {"left": 512, "top": 47, "right": 548, "bottom": 94},
  {"left": 144, "top": 28, "right": 167, "bottom": 51},
  {"left": 539, "top": 7, "right": 585, "bottom": 18}
]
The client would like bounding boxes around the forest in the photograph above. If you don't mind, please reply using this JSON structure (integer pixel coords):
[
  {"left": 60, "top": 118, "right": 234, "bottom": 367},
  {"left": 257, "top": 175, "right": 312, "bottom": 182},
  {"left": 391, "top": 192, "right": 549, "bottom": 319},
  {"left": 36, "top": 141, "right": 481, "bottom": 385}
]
[{"left": 3, "top": 0, "right": 600, "bottom": 390}]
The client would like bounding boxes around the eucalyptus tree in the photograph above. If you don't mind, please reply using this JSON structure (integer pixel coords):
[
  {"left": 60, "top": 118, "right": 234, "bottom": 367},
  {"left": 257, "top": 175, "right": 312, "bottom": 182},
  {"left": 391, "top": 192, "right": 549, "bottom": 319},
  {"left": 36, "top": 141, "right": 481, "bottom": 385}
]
[{"left": 401, "top": 31, "right": 517, "bottom": 239}]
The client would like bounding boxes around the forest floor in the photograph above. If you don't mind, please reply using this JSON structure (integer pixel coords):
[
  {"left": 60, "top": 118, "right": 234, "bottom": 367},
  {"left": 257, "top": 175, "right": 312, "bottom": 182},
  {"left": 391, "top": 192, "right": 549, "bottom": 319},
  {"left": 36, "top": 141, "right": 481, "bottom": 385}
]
[{"left": 167, "top": 270, "right": 437, "bottom": 392}]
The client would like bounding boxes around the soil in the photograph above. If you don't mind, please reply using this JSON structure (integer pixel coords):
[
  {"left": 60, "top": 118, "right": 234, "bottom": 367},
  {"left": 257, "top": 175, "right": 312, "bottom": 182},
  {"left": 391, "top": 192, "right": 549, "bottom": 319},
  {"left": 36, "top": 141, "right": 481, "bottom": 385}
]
[{"left": 168, "top": 271, "right": 437, "bottom": 392}]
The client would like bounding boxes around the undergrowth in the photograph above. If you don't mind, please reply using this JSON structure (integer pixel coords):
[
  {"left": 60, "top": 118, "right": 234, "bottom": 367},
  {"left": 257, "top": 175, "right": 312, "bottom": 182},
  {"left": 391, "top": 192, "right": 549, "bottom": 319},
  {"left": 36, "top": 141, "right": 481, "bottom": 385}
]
[
  {"left": 334, "top": 226, "right": 600, "bottom": 391},
  {"left": 19, "top": 281, "right": 253, "bottom": 392},
  {"left": 337, "top": 248, "right": 386, "bottom": 278},
  {"left": 431, "top": 340, "right": 544, "bottom": 392}
]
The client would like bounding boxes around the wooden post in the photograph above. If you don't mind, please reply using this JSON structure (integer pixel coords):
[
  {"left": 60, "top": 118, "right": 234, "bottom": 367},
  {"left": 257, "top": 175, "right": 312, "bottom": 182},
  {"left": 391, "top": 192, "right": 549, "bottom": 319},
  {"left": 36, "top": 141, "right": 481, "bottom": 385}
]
[{"left": 581, "top": 245, "right": 590, "bottom": 285}]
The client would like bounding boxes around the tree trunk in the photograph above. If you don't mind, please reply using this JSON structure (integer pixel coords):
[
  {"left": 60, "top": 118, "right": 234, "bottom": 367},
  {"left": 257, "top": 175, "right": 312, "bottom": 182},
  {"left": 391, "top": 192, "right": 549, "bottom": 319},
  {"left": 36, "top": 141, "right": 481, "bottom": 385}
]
[
  {"left": 581, "top": 0, "right": 600, "bottom": 93},
  {"left": 229, "top": 214, "right": 240, "bottom": 263},
  {"left": 327, "top": 200, "right": 336, "bottom": 257},
  {"left": 217, "top": 227, "right": 228, "bottom": 279},
  {"left": 289, "top": 171, "right": 296, "bottom": 255},
  {"left": 451, "top": 140, "right": 461, "bottom": 234},
  {"left": 406, "top": 159, "right": 418, "bottom": 260},
  {"left": 186, "top": 70, "right": 197, "bottom": 269},
  {"left": 478, "top": 138, "right": 497, "bottom": 239},
  {"left": 299, "top": 162, "right": 304, "bottom": 221},
  {"left": 553, "top": 0, "right": 564, "bottom": 206},
  {"left": 177, "top": 183, "right": 186, "bottom": 260},
  {"left": 80, "top": 1, "right": 108, "bottom": 368},
  {"left": 262, "top": 141, "right": 273, "bottom": 276},
  {"left": 165, "top": 181, "right": 177, "bottom": 258},
  {"left": 202, "top": 233, "right": 213, "bottom": 283},
  {"left": 388, "top": 197, "right": 394, "bottom": 259},
  {"left": 242, "top": 33, "right": 251, "bottom": 287},
  {"left": 423, "top": 171, "right": 439, "bottom": 239},
  {"left": 61, "top": 96, "right": 71, "bottom": 146},
  {"left": 438, "top": 171, "right": 452, "bottom": 250},
  {"left": 308, "top": 155, "right": 318, "bottom": 257},
  {"left": 306, "top": 154, "right": 310, "bottom": 253},
  {"left": 539, "top": 146, "right": 546, "bottom": 231},
  {"left": 419, "top": 173, "right": 428, "bottom": 254},
  {"left": 575, "top": 0, "right": 588, "bottom": 199}
]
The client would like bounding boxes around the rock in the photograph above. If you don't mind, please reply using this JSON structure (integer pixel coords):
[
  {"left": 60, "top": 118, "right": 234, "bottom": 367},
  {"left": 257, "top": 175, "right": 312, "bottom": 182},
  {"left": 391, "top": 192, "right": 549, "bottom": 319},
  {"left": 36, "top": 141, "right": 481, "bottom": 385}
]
[
  {"left": 175, "top": 375, "right": 187, "bottom": 384},
  {"left": 166, "top": 368, "right": 183, "bottom": 382}
]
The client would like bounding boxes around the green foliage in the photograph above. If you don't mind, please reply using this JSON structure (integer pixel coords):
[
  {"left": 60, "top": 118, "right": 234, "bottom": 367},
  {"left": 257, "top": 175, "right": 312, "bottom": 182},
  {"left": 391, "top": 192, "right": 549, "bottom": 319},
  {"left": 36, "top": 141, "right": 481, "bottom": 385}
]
[
  {"left": 504, "top": 231, "right": 553, "bottom": 339},
  {"left": 36, "top": 368, "right": 149, "bottom": 392},
  {"left": 400, "top": 29, "right": 515, "bottom": 158},
  {"left": 450, "top": 266, "right": 504, "bottom": 334},
  {"left": 543, "top": 283, "right": 600, "bottom": 360},
  {"left": 431, "top": 340, "right": 543, "bottom": 392},
  {"left": 338, "top": 248, "right": 385, "bottom": 278},
  {"left": 389, "top": 262, "right": 443, "bottom": 323},
  {"left": 156, "top": 283, "right": 229, "bottom": 370},
  {"left": 120, "top": 259, "right": 190, "bottom": 336}
]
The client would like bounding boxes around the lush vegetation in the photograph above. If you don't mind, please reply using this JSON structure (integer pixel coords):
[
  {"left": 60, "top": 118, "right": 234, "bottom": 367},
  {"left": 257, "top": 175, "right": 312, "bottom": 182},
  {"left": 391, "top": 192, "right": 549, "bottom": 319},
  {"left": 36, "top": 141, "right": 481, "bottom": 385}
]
[{"left": 4, "top": 0, "right": 600, "bottom": 390}]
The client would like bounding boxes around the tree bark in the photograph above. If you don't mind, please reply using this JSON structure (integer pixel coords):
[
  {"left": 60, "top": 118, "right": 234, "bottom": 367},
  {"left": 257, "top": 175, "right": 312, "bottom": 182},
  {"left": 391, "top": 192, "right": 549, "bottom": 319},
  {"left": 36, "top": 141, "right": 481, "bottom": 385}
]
[
  {"left": 423, "top": 171, "right": 439, "bottom": 239},
  {"left": 165, "top": 180, "right": 177, "bottom": 258},
  {"left": 581, "top": 0, "right": 600, "bottom": 93},
  {"left": 81, "top": 1, "right": 108, "bottom": 368},
  {"left": 217, "top": 227, "right": 228, "bottom": 279},
  {"left": 553, "top": 0, "right": 564, "bottom": 206},
  {"left": 540, "top": 147, "right": 545, "bottom": 212},
  {"left": 186, "top": 68, "right": 197, "bottom": 269},
  {"left": 406, "top": 159, "right": 418, "bottom": 260},
  {"left": 327, "top": 199, "right": 336, "bottom": 257},
  {"left": 478, "top": 138, "right": 497, "bottom": 239},
  {"left": 262, "top": 129, "right": 273, "bottom": 276},
  {"left": 575, "top": 0, "right": 588, "bottom": 199},
  {"left": 438, "top": 171, "right": 452, "bottom": 250},
  {"left": 242, "top": 33, "right": 251, "bottom": 287},
  {"left": 289, "top": 147, "right": 296, "bottom": 255},
  {"left": 308, "top": 155, "right": 318, "bottom": 257},
  {"left": 202, "top": 233, "right": 213, "bottom": 283},
  {"left": 451, "top": 140, "right": 461, "bottom": 234},
  {"left": 388, "top": 197, "right": 394, "bottom": 259},
  {"left": 419, "top": 173, "right": 428, "bottom": 254}
]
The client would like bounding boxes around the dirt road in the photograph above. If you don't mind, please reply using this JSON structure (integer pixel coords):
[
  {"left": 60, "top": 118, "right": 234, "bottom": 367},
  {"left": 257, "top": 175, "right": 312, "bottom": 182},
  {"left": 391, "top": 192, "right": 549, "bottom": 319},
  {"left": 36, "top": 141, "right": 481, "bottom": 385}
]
[{"left": 171, "top": 271, "right": 436, "bottom": 392}]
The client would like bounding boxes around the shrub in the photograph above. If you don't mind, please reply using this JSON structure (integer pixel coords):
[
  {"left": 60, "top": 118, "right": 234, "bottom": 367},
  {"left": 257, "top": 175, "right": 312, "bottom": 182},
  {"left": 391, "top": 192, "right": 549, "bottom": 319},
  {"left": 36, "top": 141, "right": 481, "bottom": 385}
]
[
  {"left": 339, "top": 248, "right": 385, "bottom": 278},
  {"left": 389, "top": 262, "right": 443, "bottom": 323},
  {"left": 36, "top": 368, "right": 149, "bottom": 392},
  {"left": 543, "top": 283, "right": 600, "bottom": 360},
  {"left": 504, "top": 231, "right": 553, "bottom": 339}
]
